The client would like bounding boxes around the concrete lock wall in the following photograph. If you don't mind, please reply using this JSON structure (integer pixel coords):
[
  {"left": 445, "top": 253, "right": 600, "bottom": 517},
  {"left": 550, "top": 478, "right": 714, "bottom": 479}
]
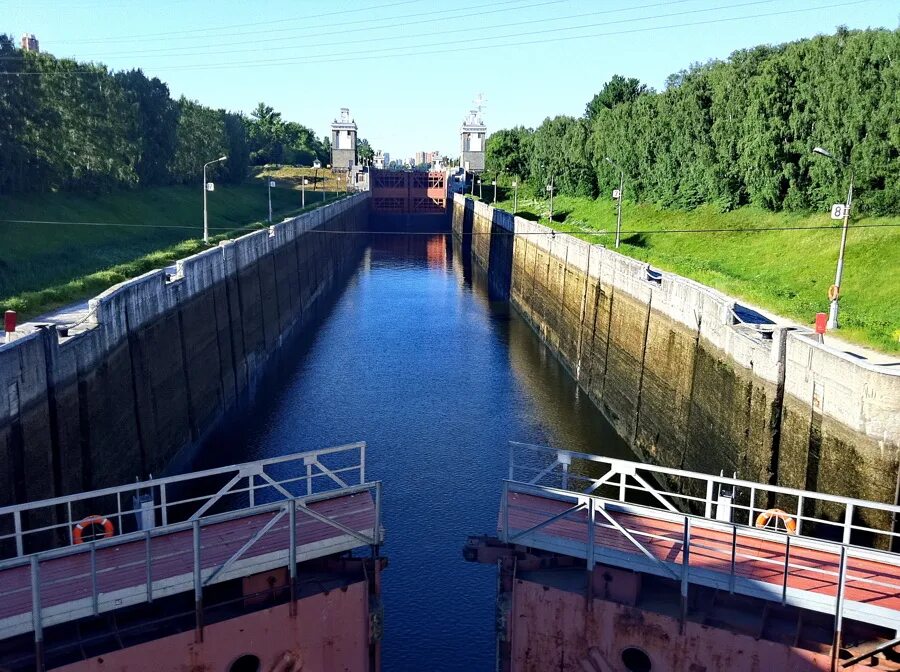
[
  {"left": 0, "top": 194, "right": 369, "bottom": 506},
  {"left": 453, "top": 195, "right": 900, "bottom": 522}
]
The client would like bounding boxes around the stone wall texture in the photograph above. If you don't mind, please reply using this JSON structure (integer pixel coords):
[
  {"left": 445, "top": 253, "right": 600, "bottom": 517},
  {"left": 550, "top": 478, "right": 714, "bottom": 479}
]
[
  {"left": 0, "top": 194, "right": 368, "bottom": 506},
  {"left": 453, "top": 195, "right": 900, "bottom": 519}
]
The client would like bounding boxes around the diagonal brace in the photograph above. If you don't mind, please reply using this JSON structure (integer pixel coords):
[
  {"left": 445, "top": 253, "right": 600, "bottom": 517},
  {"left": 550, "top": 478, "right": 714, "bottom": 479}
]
[
  {"left": 295, "top": 501, "right": 375, "bottom": 546},
  {"left": 203, "top": 507, "right": 287, "bottom": 586},
  {"left": 595, "top": 504, "right": 680, "bottom": 580},
  {"left": 189, "top": 473, "right": 244, "bottom": 521},
  {"left": 509, "top": 502, "right": 587, "bottom": 543}
]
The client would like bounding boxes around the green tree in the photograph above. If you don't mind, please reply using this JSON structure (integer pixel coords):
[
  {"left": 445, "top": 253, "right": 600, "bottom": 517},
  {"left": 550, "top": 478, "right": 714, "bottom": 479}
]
[
  {"left": 486, "top": 126, "right": 533, "bottom": 180},
  {"left": 585, "top": 75, "right": 649, "bottom": 120},
  {"left": 357, "top": 138, "right": 375, "bottom": 164}
]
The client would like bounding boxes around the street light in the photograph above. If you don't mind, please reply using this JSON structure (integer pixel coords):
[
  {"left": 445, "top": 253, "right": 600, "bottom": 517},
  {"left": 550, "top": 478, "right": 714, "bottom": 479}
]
[
  {"left": 605, "top": 156, "right": 625, "bottom": 249},
  {"left": 313, "top": 159, "right": 321, "bottom": 192},
  {"left": 267, "top": 179, "right": 276, "bottom": 223},
  {"left": 546, "top": 175, "right": 555, "bottom": 222},
  {"left": 512, "top": 178, "right": 519, "bottom": 213},
  {"left": 302, "top": 178, "right": 308, "bottom": 208},
  {"left": 812, "top": 146, "right": 853, "bottom": 330},
  {"left": 203, "top": 155, "right": 227, "bottom": 244},
  {"left": 492, "top": 179, "right": 497, "bottom": 204}
]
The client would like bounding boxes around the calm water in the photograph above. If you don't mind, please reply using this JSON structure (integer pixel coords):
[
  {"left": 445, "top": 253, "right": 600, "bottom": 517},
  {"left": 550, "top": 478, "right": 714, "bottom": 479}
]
[{"left": 197, "top": 234, "right": 630, "bottom": 671}]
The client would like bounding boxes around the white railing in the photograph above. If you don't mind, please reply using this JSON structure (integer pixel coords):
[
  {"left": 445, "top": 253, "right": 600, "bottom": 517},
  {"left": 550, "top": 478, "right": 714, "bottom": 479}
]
[
  {"left": 0, "top": 442, "right": 367, "bottom": 560},
  {"left": 508, "top": 441, "right": 900, "bottom": 551}
]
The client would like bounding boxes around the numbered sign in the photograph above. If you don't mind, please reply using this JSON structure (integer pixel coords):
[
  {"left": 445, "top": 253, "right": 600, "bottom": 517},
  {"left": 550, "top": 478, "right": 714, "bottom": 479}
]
[
  {"left": 612, "top": 189, "right": 621, "bottom": 200},
  {"left": 206, "top": 182, "right": 215, "bottom": 192},
  {"left": 830, "top": 203, "right": 847, "bottom": 220},
  {"left": 269, "top": 180, "right": 276, "bottom": 188},
  {"left": 313, "top": 159, "right": 322, "bottom": 169}
]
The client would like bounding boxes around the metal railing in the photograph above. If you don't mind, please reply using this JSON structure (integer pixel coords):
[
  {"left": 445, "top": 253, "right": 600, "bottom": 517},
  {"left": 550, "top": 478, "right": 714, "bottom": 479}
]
[
  {"left": 0, "top": 441, "right": 367, "bottom": 560},
  {"left": 508, "top": 441, "right": 900, "bottom": 551},
  {"left": 501, "top": 442, "right": 900, "bottom": 645},
  {"left": 0, "top": 443, "right": 382, "bottom": 657}
]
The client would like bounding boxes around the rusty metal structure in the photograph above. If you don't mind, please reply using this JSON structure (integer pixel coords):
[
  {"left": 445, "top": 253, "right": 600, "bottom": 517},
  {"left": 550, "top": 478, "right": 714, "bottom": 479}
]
[
  {"left": 0, "top": 443, "right": 384, "bottom": 671},
  {"left": 370, "top": 169, "right": 447, "bottom": 215},
  {"left": 465, "top": 442, "right": 900, "bottom": 671}
]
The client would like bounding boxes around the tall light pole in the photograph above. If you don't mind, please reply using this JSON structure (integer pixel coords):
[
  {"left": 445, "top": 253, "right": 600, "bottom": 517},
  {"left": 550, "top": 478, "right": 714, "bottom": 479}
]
[
  {"left": 478, "top": 178, "right": 482, "bottom": 199},
  {"left": 547, "top": 175, "right": 555, "bottom": 222},
  {"left": 302, "top": 178, "right": 308, "bottom": 208},
  {"left": 812, "top": 146, "right": 853, "bottom": 330},
  {"left": 492, "top": 179, "right": 497, "bottom": 204},
  {"left": 512, "top": 178, "right": 519, "bottom": 213},
  {"left": 267, "top": 179, "right": 275, "bottom": 223},
  {"left": 203, "top": 155, "right": 227, "bottom": 244},
  {"left": 605, "top": 156, "right": 625, "bottom": 248},
  {"left": 313, "top": 159, "right": 321, "bottom": 192}
]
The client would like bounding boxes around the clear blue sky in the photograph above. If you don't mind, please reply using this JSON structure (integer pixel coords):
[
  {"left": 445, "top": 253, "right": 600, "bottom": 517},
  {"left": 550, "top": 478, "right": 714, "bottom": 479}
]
[{"left": 4, "top": 0, "right": 897, "bottom": 160}]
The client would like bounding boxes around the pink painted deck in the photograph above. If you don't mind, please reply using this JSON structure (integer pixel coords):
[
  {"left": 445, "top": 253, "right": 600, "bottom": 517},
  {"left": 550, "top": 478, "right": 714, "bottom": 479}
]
[
  {"left": 503, "top": 491, "right": 900, "bottom": 617},
  {"left": 0, "top": 492, "right": 375, "bottom": 637}
]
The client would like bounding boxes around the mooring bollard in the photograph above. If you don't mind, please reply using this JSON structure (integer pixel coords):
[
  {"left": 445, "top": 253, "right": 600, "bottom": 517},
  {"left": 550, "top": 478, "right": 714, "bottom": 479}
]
[
  {"left": 4, "top": 310, "right": 15, "bottom": 344},
  {"left": 814, "top": 312, "right": 827, "bottom": 343}
]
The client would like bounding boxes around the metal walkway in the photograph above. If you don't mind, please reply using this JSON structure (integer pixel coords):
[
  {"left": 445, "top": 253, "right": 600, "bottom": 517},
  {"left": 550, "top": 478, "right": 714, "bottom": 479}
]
[
  {"left": 500, "top": 443, "right": 900, "bottom": 635},
  {"left": 0, "top": 443, "right": 382, "bottom": 642}
]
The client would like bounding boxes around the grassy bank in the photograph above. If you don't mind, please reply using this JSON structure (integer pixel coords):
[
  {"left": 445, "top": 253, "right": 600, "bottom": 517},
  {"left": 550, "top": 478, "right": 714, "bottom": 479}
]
[
  {"left": 0, "top": 179, "right": 344, "bottom": 320},
  {"left": 476, "top": 190, "right": 899, "bottom": 353}
]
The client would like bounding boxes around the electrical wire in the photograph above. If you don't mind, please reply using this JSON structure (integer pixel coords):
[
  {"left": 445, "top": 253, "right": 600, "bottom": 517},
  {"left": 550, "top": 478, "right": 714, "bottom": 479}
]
[
  {"left": 1, "top": 218, "right": 898, "bottom": 234},
  {"left": 3, "top": 0, "right": 874, "bottom": 76}
]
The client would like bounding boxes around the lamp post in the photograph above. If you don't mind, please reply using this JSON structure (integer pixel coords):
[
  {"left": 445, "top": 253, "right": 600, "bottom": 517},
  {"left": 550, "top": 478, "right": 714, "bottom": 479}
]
[
  {"left": 302, "top": 179, "right": 308, "bottom": 208},
  {"left": 812, "top": 146, "right": 853, "bottom": 330},
  {"left": 313, "top": 159, "right": 321, "bottom": 192},
  {"left": 267, "top": 179, "right": 275, "bottom": 223},
  {"left": 203, "top": 156, "right": 227, "bottom": 244},
  {"left": 478, "top": 178, "right": 482, "bottom": 199},
  {"left": 512, "top": 178, "right": 518, "bottom": 213},
  {"left": 546, "top": 175, "right": 555, "bottom": 222},
  {"left": 605, "top": 156, "right": 625, "bottom": 249},
  {"left": 470, "top": 172, "right": 475, "bottom": 196},
  {"left": 492, "top": 179, "right": 497, "bottom": 204}
]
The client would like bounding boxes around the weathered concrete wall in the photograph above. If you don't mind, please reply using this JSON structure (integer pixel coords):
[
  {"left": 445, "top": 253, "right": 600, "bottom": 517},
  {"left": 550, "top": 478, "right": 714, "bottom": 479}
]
[
  {"left": 0, "top": 194, "right": 368, "bottom": 505},
  {"left": 453, "top": 195, "right": 900, "bottom": 513}
]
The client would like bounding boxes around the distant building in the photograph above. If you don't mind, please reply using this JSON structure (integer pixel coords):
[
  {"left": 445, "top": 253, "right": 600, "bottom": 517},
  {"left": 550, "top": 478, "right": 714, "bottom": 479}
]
[
  {"left": 373, "top": 150, "right": 385, "bottom": 169},
  {"left": 415, "top": 151, "right": 426, "bottom": 166},
  {"left": 383, "top": 152, "right": 390, "bottom": 165},
  {"left": 20, "top": 33, "right": 39, "bottom": 53},
  {"left": 429, "top": 151, "right": 440, "bottom": 165},
  {"left": 460, "top": 96, "right": 486, "bottom": 173},
  {"left": 330, "top": 108, "right": 358, "bottom": 172}
]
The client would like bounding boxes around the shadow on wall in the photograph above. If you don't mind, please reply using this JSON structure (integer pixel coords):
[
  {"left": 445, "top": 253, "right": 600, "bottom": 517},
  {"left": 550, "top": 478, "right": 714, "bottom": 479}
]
[{"left": 486, "top": 208, "right": 514, "bottom": 302}]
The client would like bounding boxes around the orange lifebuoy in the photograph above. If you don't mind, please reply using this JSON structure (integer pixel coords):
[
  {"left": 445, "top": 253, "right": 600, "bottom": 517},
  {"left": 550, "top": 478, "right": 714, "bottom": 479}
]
[
  {"left": 828, "top": 284, "right": 840, "bottom": 301},
  {"left": 73, "top": 515, "right": 115, "bottom": 544},
  {"left": 754, "top": 508, "right": 797, "bottom": 534}
]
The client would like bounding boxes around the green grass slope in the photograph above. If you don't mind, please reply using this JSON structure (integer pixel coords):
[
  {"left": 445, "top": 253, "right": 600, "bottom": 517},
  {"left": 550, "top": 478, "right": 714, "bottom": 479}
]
[
  {"left": 480, "top": 191, "right": 900, "bottom": 353},
  {"left": 0, "top": 180, "right": 342, "bottom": 319}
]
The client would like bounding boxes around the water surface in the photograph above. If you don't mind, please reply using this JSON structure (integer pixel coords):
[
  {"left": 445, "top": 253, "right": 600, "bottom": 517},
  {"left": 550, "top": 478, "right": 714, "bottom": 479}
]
[{"left": 197, "top": 234, "right": 630, "bottom": 670}]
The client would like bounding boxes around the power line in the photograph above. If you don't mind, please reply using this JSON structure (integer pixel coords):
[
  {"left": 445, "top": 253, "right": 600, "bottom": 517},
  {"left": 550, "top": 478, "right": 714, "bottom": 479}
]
[
  {"left": 4, "top": 0, "right": 873, "bottom": 76},
  {"left": 49, "top": 0, "right": 426, "bottom": 44},
  {"left": 1, "top": 218, "right": 897, "bottom": 234},
  {"left": 19, "top": 0, "right": 684, "bottom": 61}
]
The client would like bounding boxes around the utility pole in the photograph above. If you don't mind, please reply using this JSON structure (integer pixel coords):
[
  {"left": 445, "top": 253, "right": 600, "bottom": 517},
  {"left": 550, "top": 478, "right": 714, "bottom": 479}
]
[
  {"left": 605, "top": 157, "right": 625, "bottom": 248},
  {"left": 547, "top": 175, "right": 555, "bottom": 222},
  {"left": 812, "top": 146, "right": 853, "bottom": 330},
  {"left": 202, "top": 156, "right": 227, "bottom": 244}
]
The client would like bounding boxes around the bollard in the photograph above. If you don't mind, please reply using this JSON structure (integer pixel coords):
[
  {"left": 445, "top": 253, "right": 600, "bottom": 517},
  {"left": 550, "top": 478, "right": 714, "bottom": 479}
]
[
  {"left": 4, "top": 310, "right": 15, "bottom": 343},
  {"left": 814, "top": 312, "right": 827, "bottom": 343}
]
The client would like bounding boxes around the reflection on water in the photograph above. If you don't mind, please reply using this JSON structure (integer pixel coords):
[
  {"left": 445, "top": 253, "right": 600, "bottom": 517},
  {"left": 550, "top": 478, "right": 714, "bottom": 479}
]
[{"left": 195, "top": 234, "right": 631, "bottom": 671}]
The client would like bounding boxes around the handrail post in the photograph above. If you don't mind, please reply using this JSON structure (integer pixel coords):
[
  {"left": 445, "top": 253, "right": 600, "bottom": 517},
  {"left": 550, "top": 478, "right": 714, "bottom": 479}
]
[
  {"left": 502, "top": 481, "right": 510, "bottom": 543},
  {"left": 145, "top": 530, "right": 153, "bottom": 603},
  {"left": 31, "top": 556, "right": 44, "bottom": 672},
  {"left": 360, "top": 443, "right": 366, "bottom": 484},
  {"left": 374, "top": 482, "right": 383, "bottom": 548},
  {"left": 704, "top": 479, "right": 714, "bottom": 519},
  {"left": 781, "top": 535, "right": 791, "bottom": 605},
  {"left": 14, "top": 510, "right": 23, "bottom": 556},
  {"left": 842, "top": 504, "right": 853, "bottom": 545},
  {"left": 681, "top": 516, "right": 691, "bottom": 631},
  {"left": 508, "top": 442, "right": 515, "bottom": 482},
  {"left": 749, "top": 487, "right": 756, "bottom": 526},
  {"left": 831, "top": 546, "right": 848, "bottom": 672},
  {"left": 160, "top": 484, "right": 168, "bottom": 527},
  {"left": 586, "top": 498, "right": 595, "bottom": 571},
  {"left": 193, "top": 519, "right": 203, "bottom": 643},
  {"left": 729, "top": 524, "right": 737, "bottom": 594},
  {"left": 619, "top": 470, "right": 627, "bottom": 502},
  {"left": 288, "top": 500, "right": 297, "bottom": 617},
  {"left": 90, "top": 541, "right": 99, "bottom": 616},
  {"left": 249, "top": 473, "right": 255, "bottom": 508}
]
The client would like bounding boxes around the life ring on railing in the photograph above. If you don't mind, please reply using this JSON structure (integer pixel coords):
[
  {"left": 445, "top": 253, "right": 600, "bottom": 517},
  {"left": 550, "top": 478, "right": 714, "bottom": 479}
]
[
  {"left": 828, "top": 284, "right": 840, "bottom": 301},
  {"left": 73, "top": 515, "right": 115, "bottom": 544},
  {"left": 754, "top": 508, "right": 797, "bottom": 534}
]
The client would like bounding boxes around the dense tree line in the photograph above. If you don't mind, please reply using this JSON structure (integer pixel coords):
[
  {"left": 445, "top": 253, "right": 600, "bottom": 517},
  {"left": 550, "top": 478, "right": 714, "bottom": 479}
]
[
  {"left": 0, "top": 36, "right": 328, "bottom": 195},
  {"left": 485, "top": 28, "right": 899, "bottom": 214}
]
